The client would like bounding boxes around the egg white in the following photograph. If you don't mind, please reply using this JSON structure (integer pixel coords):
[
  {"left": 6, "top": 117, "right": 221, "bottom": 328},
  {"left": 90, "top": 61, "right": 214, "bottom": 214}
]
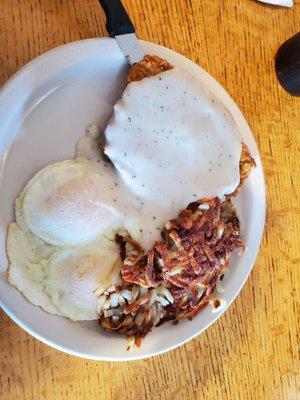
[
  {"left": 44, "top": 238, "right": 121, "bottom": 321},
  {"left": 7, "top": 222, "right": 121, "bottom": 320},
  {"left": 7, "top": 222, "right": 61, "bottom": 315},
  {"left": 16, "top": 158, "right": 122, "bottom": 246}
]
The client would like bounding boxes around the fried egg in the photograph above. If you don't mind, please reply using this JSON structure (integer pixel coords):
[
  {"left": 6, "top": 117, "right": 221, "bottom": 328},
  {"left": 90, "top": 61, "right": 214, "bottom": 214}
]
[
  {"left": 7, "top": 222, "right": 121, "bottom": 320},
  {"left": 44, "top": 242, "right": 121, "bottom": 320},
  {"left": 16, "top": 158, "right": 123, "bottom": 246},
  {"left": 7, "top": 222, "right": 60, "bottom": 314},
  {"left": 7, "top": 158, "right": 127, "bottom": 320}
]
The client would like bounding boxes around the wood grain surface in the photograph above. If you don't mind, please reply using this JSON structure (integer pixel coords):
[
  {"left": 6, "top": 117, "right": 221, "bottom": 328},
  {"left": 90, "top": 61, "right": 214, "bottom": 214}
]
[{"left": 0, "top": 1, "right": 299, "bottom": 399}]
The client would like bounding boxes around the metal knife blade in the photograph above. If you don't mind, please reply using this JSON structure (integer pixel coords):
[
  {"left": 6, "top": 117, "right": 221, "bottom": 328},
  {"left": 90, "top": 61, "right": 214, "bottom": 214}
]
[
  {"left": 115, "top": 33, "right": 144, "bottom": 65},
  {"left": 99, "top": 0, "right": 144, "bottom": 65}
]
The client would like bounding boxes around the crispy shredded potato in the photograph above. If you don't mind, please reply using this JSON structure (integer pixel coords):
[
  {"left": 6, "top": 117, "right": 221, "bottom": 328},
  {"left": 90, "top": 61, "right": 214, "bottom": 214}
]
[{"left": 98, "top": 198, "right": 244, "bottom": 349}]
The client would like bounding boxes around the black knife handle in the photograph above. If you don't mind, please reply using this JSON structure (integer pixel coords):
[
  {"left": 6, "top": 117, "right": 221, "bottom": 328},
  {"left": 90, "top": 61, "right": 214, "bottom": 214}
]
[{"left": 98, "top": 0, "right": 135, "bottom": 37}]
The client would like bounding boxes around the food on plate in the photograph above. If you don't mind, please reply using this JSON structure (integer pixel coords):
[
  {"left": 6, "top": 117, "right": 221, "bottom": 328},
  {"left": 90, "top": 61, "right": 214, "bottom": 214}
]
[
  {"left": 7, "top": 158, "right": 124, "bottom": 320},
  {"left": 6, "top": 54, "right": 255, "bottom": 347},
  {"left": 7, "top": 221, "right": 121, "bottom": 320},
  {"left": 15, "top": 159, "right": 122, "bottom": 246},
  {"left": 105, "top": 56, "right": 255, "bottom": 249},
  {"left": 7, "top": 222, "right": 60, "bottom": 315},
  {"left": 98, "top": 56, "right": 255, "bottom": 348},
  {"left": 128, "top": 54, "right": 173, "bottom": 82},
  {"left": 98, "top": 197, "right": 243, "bottom": 349},
  {"left": 232, "top": 142, "right": 256, "bottom": 196},
  {"left": 13, "top": 157, "right": 142, "bottom": 246}
]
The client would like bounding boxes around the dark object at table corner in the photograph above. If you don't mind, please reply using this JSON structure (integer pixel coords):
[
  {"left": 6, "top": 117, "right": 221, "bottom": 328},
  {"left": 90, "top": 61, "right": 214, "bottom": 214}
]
[
  {"left": 275, "top": 32, "right": 300, "bottom": 97},
  {"left": 98, "top": 0, "right": 135, "bottom": 37}
]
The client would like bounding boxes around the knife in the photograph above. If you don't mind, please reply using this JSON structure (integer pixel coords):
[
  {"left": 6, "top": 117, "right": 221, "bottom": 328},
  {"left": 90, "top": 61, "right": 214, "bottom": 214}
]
[{"left": 98, "top": 0, "right": 144, "bottom": 65}]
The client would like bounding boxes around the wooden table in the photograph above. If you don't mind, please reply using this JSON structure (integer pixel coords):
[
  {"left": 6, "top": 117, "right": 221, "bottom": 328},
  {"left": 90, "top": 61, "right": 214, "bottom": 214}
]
[{"left": 0, "top": 1, "right": 299, "bottom": 399}]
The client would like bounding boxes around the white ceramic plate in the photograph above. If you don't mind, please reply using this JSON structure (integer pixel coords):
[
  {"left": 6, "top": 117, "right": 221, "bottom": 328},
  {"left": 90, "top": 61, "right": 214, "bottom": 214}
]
[{"left": 0, "top": 38, "right": 265, "bottom": 361}]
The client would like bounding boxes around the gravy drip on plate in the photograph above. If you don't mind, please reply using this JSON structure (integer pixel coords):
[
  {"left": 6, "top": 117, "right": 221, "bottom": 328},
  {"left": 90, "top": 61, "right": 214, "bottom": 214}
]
[{"left": 77, "top": 69, "right": 242, "bottom": 249}]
